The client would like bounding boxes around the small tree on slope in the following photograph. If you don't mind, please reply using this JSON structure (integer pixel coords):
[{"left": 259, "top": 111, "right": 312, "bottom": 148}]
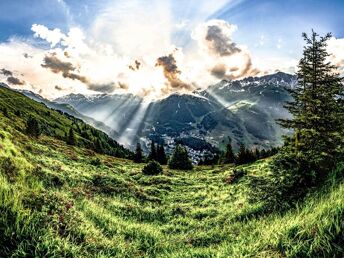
[{"left": 168, "top": 144, "right": 193, "bottom": 170}]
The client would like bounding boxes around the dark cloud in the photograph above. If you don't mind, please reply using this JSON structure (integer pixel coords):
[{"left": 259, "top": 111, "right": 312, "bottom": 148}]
[
  {"left": 156, "top": 54, "right": 192, "bottom": 91},
  {"left": 55, "top": 85, "right": 63, "bottom": 91},
  {"left": 211, "top": 64, "right": 227, "bottom": 79},
  {"left": 41, "top": 54, "right": 88, "bottom": 83},
  {"left": 211, "top": 57, "right": 260, "bottom": 80},
  {"left": 23, "top": 53, "right": 33, "bottom": 59},
  {"left": 87, "top": 82, "right": 117, "bottom": 93},
  {"left": 129, "top": 60, "right": 142, "bottom": 71},
  {"left": 1, "top": 68, "right": 13, "bottom": 76},
  {"left": 7, "top": 76, "right": 25, "bottom": 85},
  {"left": 206, "top": 25, "right": 241, "bottom": 56}
]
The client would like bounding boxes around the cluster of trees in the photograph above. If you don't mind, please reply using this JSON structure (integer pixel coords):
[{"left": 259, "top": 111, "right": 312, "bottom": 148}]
[
  {"left": 134, "top": 141, "right": 168, "bottom": 165},
  {"left": 135, "top": 141, "right": 193, "bottom": 171},
  {"left": 199, "top": 138, "right": 279, "bottom": 166}
]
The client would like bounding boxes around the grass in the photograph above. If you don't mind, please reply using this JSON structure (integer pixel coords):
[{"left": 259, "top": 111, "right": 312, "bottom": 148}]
[{"left": 0, "top": 87, "right": 343, "bottom": 257}]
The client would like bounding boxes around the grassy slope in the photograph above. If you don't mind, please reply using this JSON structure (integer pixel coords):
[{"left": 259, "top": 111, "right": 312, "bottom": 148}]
[{"left": 0, "top": 88, "right": 343, "bottom": 257}]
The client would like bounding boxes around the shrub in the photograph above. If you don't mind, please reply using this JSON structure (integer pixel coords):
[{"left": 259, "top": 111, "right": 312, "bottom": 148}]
[
  {"left": 0, "top": 157, "right": 19, "bottom": 182},
  {"left": 225, "top": 169, "right": 246, "bottom": 184},
  {"left": 142, "top": 160, "right": 163, "bottom": 176},
  {"left": 90, "top": 157, "right": 101, "bottom": 166}
]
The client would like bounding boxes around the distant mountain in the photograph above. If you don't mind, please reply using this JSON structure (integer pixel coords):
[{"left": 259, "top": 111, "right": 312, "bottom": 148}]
[
  {"left": 54, "top": 72, "right": 296, "bottom": 161},
  {"left": 18, "top": 89, "right": 119, "bottom": 139}
]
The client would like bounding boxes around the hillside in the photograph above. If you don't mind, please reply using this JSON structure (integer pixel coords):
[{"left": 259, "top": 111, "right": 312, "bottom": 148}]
[{"left": 0, "top": 86, "right": 343, "bottom": 257}]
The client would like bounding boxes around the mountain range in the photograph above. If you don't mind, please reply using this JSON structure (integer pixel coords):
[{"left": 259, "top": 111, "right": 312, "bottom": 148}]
[{"left": 52, "top": 72, "right": 296, "bottom": 160}]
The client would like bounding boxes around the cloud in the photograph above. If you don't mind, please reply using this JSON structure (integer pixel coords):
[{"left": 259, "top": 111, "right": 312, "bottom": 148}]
[
  {"left": 156, "top": 53, "right": 192, "bottom": 91},
  {"left": 205, "top": 24, "right": 241, "bottom": 56},
  {"left": 7, "top": 76, "right": 25, "bottom": 85},
  {"left": 0, "top": 68, "right": 13, "bottom": 76},
  {"left": 32, "top": 24, "right": 65, "bottom": 47},
  {"left": 54, "top": 85, "right": 63, "bottom": 91},
  {"left": 41, "top": 54, "right": 88, "bottom": 83},
  {"left": 192, "top": 20, "right": 260, "bottom": 80},
  {"left": 327, "top": 37, "right": 344, "bottom": 70}
]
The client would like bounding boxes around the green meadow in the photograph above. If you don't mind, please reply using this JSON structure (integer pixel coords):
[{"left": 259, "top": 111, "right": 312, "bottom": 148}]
[{"left": 0, "top": 87, "right": 343, "bottom": 257}]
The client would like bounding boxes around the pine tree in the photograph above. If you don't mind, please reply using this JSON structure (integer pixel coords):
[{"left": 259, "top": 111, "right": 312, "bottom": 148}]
[
  {"left": 168, "top": 144, "right": 193, "bottom": 170},
  {"left": 66, "top": 128, "right": 76, "bottom": 145},
  {"left": 26, "top": 116, "right": 41, "bottom": 138},
  {"left": 235, "top": 143, "right": 247, "bottom": 165},
  {"left": 224, "top": 139, "right": 235, "bottom": 164},
  {"left": 278, "top": 31, "right": 344, "bottom": 177},
  {"left": 134, "top": 142, "right": 144, "bottom": 163},
  {"left": 156, "top": 144, "right": 168, "bottom": 165},
  {"left": 148, "top": 140, "right": 157, "bottom": 161}
]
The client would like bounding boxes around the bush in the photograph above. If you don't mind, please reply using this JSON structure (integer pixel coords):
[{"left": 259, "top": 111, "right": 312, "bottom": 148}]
[
  {"left": 225, "top": 169, "right": 246, "bottom": 184},
  {"left": 0, "top": 157, "right": 19, "bottom": 182},
  {"left": 90, "top": 157, "right": 101, "bottom": 166},
  {"left": 142, "top": 161, "right": 163, "bottom": 176}
]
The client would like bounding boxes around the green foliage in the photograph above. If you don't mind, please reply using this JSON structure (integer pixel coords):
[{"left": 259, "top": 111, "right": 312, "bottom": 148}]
[
  {"left": 0, "top": 157, "right": 19, "bottom": 182},
  {"left": 66, "top": 127, "right": 76, "bottom": 145},
  {"left": 168, "top": 144, "right": 193, "bottom": 170},
  {"left": 90, "top": 157, "right": 101, "bottom": 166},
  {"left": 156, "top": 144, "right": 168, "bottom": 165},
  {"left": 148, "top": 140, "right": 157, "bottom": 161},
  {"left": 134, "top": 142, "right": 144, "bottom": 163},
  {"left": 26, "top": 116, "right": 41, "bottom": 138},
  {"left": 142, "top": 160, "right": 163, "bottom": 176},
  {"left": 224, "top": 139, "right": 235, "bottom": 164}
]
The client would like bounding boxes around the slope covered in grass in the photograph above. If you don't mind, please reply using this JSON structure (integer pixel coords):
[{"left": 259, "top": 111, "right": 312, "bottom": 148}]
[{"left": 0, "top": 87, "right": 343, "bottom": 257}]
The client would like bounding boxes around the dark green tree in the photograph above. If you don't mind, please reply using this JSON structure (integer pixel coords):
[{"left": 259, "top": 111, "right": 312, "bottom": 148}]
[
  {"left": 277, "top": 31, "right": 344, "bottom": 180},
  {"left": 66, "top": 128, "right": 76, "bottom": 145},
  {"left": 148, "top": 140, "right": 157, "bottom": 161},
  {"left": 134, "top": 142, "right": 144, "bottom": 163},
  {"left": 168, "top": 144, "right": 193, "bottom": 170},
  {"left": 156, "top": 144, "right": 168, "bottom": 165},
  {"left": 26, "top": 116, "right": 41, "bottom": 138},
  {"left": 224, "top": 138, "right": 235, "bottom": 164},
  {"left": 235, "top": 143, "right": 247, "bottom": 165},
  {"left": 142, "top": 160, "right": 163, "bottom": 175}
]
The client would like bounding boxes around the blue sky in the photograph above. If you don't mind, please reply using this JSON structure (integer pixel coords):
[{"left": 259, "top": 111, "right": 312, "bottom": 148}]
[{"left": 0, "top": 0, "right": 343, "bottom": 98}]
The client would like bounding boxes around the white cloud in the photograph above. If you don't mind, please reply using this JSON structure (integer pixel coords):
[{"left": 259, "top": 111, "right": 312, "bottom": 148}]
[{"left": 31, "top": 24, "right": 65, "bottom": 47}]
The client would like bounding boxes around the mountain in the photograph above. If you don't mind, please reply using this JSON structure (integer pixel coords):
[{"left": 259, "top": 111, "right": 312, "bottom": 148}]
[
  {"left": 0, "top": 86, "right": 132, "bottom": 158},
  {"left": 18, "top": 89, "right": 120, "bottom": 139},
  {"left": 54, "top": 72, "right": 295, "bottom": 159}
]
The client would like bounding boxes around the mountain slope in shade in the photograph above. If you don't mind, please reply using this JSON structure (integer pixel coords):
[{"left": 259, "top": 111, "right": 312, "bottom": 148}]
[{"left": 53, "top": 72, "right": 295, "bottom": 158}]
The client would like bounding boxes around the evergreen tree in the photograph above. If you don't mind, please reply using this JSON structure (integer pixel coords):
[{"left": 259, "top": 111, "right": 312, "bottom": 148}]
[
  {"left": 94, "top": 138, "right": 103, "bottom": 153},
  {"left": 224, "top": 138, "right": 235, "bottom": 164},
  {"left": 26, "top": 116, "right": 41, "bottom": 138},
  {"left": 148, "top": 140, "right": 157, "bottom": 161},
  {"left": 235, "top": 143, "right": 247, "bottom": 165},
  {"left": 156, "top": 144, "right": 168, "bottom": 165},
  {"left": 66, "top": 128, "right": 76, "bottom": 145},
  {"left": 278, "top": 31, "right": 344, "bottom": 178},
  {"left": 134, "top": 142, "right": 144, "bottom": 163},
  {"left": 168, "top": 144, "right": 193, "bottom": 170}
]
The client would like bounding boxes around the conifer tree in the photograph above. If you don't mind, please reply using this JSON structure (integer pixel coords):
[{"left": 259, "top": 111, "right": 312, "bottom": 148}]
[
  {"left": 278, "top": 31, "right": 344, "bottom": 177},
  {"left": 235, "top": 143, "right": 247, "bottom": 165},
  {"left": 157, "top": 144, "right": 168, "bottom": 165},
  {"left": 224, "top": 139, "right": 235, "bottom": 164},
  {"left": 168, "top": 144, "right": 193, "bottom": 170},
  {"left": 134, "top": 142, "right": 144, "bottom": 163},
  {"left": 26, "top": 116, "right": 41, "bottom": 138},
  {"left": 148, "top": 140, "right": 157, "bottom": 161},
  {"left": 67, "top": 128, "right": 76, "bottom": 146}
]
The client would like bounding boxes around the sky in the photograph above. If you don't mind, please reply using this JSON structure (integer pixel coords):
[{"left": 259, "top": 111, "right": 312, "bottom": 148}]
[{"left": 0, "top": 0, "right": 343, "bottom": 99}]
